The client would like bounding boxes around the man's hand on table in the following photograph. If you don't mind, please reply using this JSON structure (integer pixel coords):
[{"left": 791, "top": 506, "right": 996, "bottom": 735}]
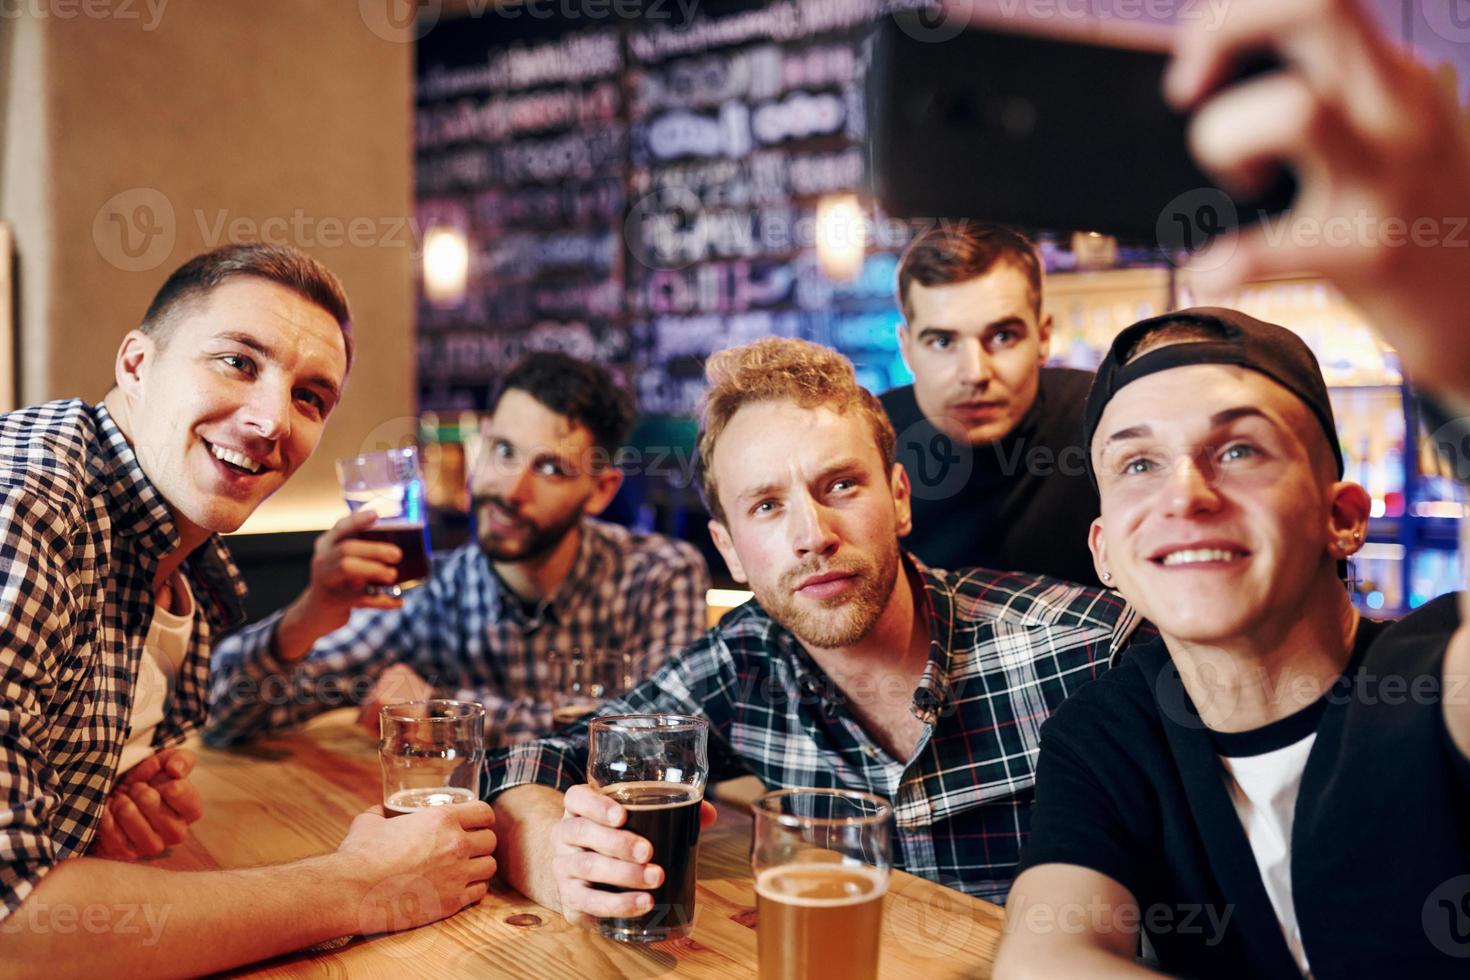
[
  {"left": 89, "top": 747, "right": 204, "bottom": 860},
  {"left": 550, "top": 783, "right": 717, "bottom": 927},
  {"left": 336, "top": 800, "right": 498, "bottom": 933},
  {"left": 356, "top": 663, "right": 437, "bottom": 736}
]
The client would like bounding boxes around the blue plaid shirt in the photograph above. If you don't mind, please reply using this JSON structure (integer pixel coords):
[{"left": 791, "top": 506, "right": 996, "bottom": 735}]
[
  {"left": 205, "top": 518, "right": 710, "bottom": 747},
  {"left": 0, "top": 400, "right": 247, "bottom": 920},
  {"left": 485, "top": 559, "right": 1142, "bottom": 902}
]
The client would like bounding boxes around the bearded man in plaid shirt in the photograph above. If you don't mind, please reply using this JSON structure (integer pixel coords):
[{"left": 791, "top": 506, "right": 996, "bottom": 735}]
[
  {"left": 1, "top": 244, "right": 496, "bottom": 973},
  {"left": 204, "top": 351, "right": 710, "bottom": 747},
  {"left": 486, "top": 337, "right": 1143, "bottom": 921}
]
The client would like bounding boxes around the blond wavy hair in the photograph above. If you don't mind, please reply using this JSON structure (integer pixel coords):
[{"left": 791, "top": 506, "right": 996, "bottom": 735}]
[{"left": 696, "top": 338, "right": 896, "bottom": 523}]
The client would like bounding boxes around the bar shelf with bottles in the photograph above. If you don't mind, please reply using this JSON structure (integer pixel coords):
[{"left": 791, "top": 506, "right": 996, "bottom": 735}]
[{"left": 1049, "top": 268, "right": 1464, "bottom": 617}]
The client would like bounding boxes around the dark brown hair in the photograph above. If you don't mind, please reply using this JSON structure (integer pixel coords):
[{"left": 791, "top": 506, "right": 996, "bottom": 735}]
[
  {"left": 896, "top": 222, "right": 1042, "bottom": 319},
  {"left": 495, "top": 351, "right": 636, "bottom": 458},
  {"left": 141, "top": 242, "right": 354, "bottom": 369}
]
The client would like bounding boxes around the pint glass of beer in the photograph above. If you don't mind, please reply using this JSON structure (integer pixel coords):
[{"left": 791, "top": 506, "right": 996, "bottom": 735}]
[
  {"left": 588, "top": 713, "right": 710, "bottom": 943},
  {"left": 379, "top": 700, "right": 485, "bottom": 815},
  {"left": 336, "top": 447, "right": 433, "bottom": 594},
  {"left": 751, "top": 788, "right": 893, "bottom": 980},
  {"left": 548, "top": 649, "right": 638, "bottom": 727}
]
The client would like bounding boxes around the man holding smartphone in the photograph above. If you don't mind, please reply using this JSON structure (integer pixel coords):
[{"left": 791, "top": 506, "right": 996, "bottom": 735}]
[{"left": 882, "top": 224, "right": 1101, "bottom": 586}]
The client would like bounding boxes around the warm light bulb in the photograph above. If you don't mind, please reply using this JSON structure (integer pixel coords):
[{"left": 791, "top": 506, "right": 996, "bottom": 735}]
[
  {"left": 815, "top": 194, "right": 866, "bottom": 282},
  {"left": 423, "top": 227, "right": 470, "bottom": 305}
]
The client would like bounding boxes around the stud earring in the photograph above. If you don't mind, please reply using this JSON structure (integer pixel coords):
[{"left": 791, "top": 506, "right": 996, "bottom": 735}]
[{"left": 1100, "top": 570, "right": 1113, "bottom": 583}]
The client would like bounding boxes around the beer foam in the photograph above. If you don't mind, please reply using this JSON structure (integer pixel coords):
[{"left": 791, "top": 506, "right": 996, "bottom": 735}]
[
  {"left": 600, "top": 780, "right": 703, "bottom": 810},
  {"left": 384, "top": 785, "right": 476, "bottom": 812},
  {"left": 755, "top": 863, "right": 888, "bottom": 906}
]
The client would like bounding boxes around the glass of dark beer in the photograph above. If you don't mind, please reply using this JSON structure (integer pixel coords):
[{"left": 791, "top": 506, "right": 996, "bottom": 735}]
[
  {"left": 588, "top": 713, "right": 710, "bottom": 943},
  {"left": 751, "top": 788, "right": 893, "bottom": 980},
  {"left": 548, "top": 649, "right": 638, "bottom": 727},
  {"left": 379, "top": 699, "right": 485, "bottom": 816},
  {"left": 336, "top": 447, "right": 432, "bottom": 594}
]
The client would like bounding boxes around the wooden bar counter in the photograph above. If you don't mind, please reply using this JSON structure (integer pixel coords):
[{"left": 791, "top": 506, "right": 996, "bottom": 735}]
[{"left": 156, "top": 709, "right": 1004, "bottom": 978}]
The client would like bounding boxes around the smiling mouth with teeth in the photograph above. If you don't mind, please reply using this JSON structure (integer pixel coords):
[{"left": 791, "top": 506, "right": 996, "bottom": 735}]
[
  {"left": 1157, "top": 548, "right": 1248, "bottom": 567},
  {"left": 208, "top": 442, "right": 264, "bottom": 475}
]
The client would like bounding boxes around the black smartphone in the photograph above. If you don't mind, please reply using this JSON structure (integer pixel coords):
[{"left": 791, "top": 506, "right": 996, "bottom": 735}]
[{"left": 866, "top": 14, "right": 1295, "bottom": 246}]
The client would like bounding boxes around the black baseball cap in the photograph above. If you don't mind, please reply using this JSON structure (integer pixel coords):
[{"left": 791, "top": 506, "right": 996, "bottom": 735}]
[{"left": 1083, "top": 307, "right": 1345, "bottom": 484}]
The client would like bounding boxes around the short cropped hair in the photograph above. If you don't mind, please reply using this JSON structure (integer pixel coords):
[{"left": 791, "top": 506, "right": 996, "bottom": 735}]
[
  {"left": 1121, "top": 316, "right": 1340, "bottom": 485},
  {"left": 494, "top": 351, "right": 636, "bottom": 459},
  {"left": 896, "top": 222, "right": 1043, "bottom": 319},
  {"left": 141, "top": 242, "right": 354, "bottom": 370},
  {"left": 696, "top": 338, "right": 896, "bottom": 523}
]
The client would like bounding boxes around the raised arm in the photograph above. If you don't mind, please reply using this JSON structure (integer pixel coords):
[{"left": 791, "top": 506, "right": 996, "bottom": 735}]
[{"left": 205, "top": 515, "right": 451, "bottom": 744}]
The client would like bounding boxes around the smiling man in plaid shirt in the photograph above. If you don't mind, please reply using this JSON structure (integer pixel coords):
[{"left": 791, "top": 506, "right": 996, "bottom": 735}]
[
  {"left": 205, "top": 351, "right": 710, "bottom": 748},
  {"left": 2, "top": 244, "right": 496, "bottom": 973},
  {"left": 486, "top": 337, "right": 1141, "bottom": 920}
]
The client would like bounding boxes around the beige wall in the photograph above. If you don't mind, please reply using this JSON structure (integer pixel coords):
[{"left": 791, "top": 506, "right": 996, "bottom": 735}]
[{"left": 2, "top": 1, "right": 417, "bottom": 532}]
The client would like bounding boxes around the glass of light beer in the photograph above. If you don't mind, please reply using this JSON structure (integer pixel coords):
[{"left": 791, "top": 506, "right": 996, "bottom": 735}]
[
  {"left": 379, "top": 699, "right": 485, "bottom": 815},
  {"left": 336, "top": 447, "right": 432, "bottom": 595},
  {"left": 751, "top": 787, "right": 893, "bottom": 980},
  {"left": 588, "top": 713, "right": 709, "bottom": 943}
]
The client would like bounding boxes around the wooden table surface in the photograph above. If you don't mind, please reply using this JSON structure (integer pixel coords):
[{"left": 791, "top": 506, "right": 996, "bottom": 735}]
[{"left": 159, "top": 709, "right": 1004, "bottom": 978}]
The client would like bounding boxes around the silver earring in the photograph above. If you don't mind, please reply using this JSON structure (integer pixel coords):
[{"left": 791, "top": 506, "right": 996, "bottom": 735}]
[{"left": 1100, "top": 570, "right": 1112, "bottom": 583}]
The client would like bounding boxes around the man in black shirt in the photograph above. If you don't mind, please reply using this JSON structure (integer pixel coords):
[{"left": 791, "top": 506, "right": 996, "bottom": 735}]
[
  {"left": 999, "top": 307, "right": 1470, "bottom": 979},
  {"left": 881, "top": 224, "right": 1099, "bottom": 585}
]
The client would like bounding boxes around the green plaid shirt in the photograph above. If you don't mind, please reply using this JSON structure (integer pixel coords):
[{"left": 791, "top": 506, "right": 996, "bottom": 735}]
[{"left": 485, "top": 558, "right": 1142, "bottom": 902}]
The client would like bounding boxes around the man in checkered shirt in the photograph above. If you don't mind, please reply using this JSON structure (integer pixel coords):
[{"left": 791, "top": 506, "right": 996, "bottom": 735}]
[
  {"left": 486, "top": 337, "right": 1142, "bottom": 920},
  {"left": 1, "top": 244, "right": 496, "bottom": 973},
  {"left": 205, "top": 352, "right": 710, "bottom": 748}
]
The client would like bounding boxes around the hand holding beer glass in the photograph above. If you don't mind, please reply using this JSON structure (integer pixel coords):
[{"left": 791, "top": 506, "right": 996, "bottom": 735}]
[
  {"left": 335, "top": 447, "right": 433, "bottom": 596},
  {"left": 379, "top": 700, "right": 486, "bottom": 815},
  {"left": 751, "top": 788, "right": 893, "bottom": 980},
  {"left": 587, "top": 714, "right": 710, "bottom": 943}
]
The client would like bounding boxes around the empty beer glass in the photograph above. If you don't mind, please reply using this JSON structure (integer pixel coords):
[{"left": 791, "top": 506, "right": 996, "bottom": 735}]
[
  {"left": 588, "top": 714, "right": 710, "bottom": 943},
  {"left": 379, "top": 700, "right": 485, "bottom": 816},
  {"left": 336, "top": 447, "right": 432, "bottom": 594},
  {"left": 751, "top": 788, "right": 893, "bottom": 980},
  {"left": 547, "top": 649, "right": 638, "bottom": 727}
]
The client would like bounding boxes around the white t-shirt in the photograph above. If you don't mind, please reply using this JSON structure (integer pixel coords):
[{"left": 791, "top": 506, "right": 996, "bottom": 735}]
[
  {"left": 1219, "top": 731, "right": 1317, "bottom": 977},
  {"left": 116, "top": 574, "right": 196, "bottom": 776}
]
